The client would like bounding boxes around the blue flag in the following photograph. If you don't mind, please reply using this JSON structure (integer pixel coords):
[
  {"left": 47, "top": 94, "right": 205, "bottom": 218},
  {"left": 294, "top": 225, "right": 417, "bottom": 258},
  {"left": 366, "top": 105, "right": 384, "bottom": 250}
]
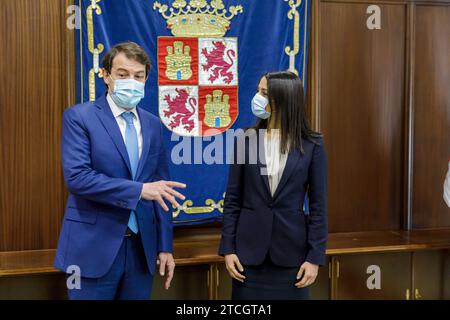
[{"left": 76, "top": 0, "right": 310, "bottom": 225}]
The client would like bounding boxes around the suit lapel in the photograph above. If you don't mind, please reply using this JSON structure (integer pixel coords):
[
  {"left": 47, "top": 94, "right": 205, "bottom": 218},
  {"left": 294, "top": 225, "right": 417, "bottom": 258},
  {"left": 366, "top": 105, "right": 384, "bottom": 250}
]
[
  {"left": 135, "top": 107, "right": 151, "bottom": 180},
  {"left": 94, "top": 95, "right": 132, "bottom": 176},
  {"left": 254, "top": 133, "right": 272, "bottom": 198},
  {"left": 272, "top": 149, "right": 301, "bottom": 199}
]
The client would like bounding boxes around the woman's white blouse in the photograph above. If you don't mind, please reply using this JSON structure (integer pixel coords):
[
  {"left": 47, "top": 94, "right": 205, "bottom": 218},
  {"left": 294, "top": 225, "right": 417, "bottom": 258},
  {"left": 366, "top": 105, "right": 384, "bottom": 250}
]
[
  {"left": 264, "top": 130, "right": 288, "bottom": 196},
  {"left": 444, "top": 161, "right": 450, "bottom": 208}
]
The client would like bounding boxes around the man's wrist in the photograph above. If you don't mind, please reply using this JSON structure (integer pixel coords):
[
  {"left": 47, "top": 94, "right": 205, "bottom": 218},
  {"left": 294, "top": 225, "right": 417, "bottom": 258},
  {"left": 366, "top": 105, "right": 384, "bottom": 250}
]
[{"left": 139, "top": 183, "right": 144, "bottom": 200}]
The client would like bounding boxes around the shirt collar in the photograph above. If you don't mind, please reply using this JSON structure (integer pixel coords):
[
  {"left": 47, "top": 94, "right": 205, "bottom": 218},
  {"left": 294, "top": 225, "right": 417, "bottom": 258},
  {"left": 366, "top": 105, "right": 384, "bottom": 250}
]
[{"left": 106, "top": 94, "right": 139, "bottom": 120}]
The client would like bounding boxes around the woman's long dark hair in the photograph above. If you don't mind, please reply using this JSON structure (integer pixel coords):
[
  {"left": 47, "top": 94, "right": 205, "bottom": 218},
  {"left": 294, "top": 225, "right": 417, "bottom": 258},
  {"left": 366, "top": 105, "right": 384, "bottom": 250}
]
[{"left": 253, "top": 71, "right": 322, "bottom": 154}]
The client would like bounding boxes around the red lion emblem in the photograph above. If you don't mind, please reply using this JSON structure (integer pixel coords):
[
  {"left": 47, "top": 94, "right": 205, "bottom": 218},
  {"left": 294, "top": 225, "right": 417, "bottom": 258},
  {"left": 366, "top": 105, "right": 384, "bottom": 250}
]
[
  {"left": 201, "top": 41, "right": 236, "bottom": 84},
  {"left": 163, "top": 88, "right": 197, "bottom": 132}
]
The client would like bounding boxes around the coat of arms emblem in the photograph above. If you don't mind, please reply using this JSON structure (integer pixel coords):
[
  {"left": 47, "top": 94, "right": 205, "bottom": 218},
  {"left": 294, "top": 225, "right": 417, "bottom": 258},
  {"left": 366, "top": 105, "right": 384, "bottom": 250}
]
[{"left": 154, "top": 0, "right": 243, "bottom": 136}]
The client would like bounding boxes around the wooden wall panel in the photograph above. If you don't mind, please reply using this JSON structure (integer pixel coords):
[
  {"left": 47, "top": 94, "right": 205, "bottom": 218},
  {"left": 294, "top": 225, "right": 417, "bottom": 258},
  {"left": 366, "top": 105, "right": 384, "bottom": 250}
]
[
  {"left": 412, "top": 250, "right": 445, "bottom": 299},
  {"left": 334, "top": 253, "right": 412, "bottom": 300},
  {"left": 0, "top": 0, "right": 74, "bottom": 251},
  {"left": 318, "top": 2, "right": 406, "bottom": 232},
  {"left": 0, "top": 0, "right": 449, "bottom": 255},
  {"left": 412, "top": 4, "right": 450, "bottom": 229}
]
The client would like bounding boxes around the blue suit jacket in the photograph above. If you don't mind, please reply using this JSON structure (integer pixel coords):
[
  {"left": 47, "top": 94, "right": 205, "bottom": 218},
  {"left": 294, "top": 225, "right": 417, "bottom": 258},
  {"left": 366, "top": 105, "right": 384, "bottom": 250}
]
[
  {"left": 54, "top": 94, "right": 173, "bottom": 278},
  {"left": 219, "top": 132, "right": 328, "bottom": 266}
]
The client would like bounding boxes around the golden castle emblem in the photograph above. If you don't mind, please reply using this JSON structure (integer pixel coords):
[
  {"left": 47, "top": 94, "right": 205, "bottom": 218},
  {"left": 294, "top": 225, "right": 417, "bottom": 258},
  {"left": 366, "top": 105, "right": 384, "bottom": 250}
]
[
  {"left": 165, "top": 41, "right": 193, "bottom": 80},
  {"left": 203, "top": 90, "right": 231, "bottom": 128},
  {"left": 153, "top": 0, "right": 243, "bottom": 37}
]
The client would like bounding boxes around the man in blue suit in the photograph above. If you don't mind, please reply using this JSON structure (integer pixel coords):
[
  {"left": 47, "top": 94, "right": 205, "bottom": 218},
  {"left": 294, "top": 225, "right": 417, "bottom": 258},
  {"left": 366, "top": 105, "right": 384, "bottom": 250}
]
[{"left": 54, "top": 42, "right": 186, "bottom": 300}]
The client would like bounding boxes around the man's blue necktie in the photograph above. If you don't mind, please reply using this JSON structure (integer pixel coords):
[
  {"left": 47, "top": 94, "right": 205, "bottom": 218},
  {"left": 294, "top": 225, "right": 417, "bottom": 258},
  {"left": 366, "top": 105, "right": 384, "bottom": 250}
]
[{"left": 121, "top": 112, "right": 139, "bottom": 234}]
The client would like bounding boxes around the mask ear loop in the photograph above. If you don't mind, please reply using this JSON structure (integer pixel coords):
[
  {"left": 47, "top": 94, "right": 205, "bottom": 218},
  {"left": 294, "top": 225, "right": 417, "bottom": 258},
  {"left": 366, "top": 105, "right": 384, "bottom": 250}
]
[
  {"left": 258, "top": 93, "right": 269, "bottom": 108},
  {"left": 108, "top": 74, "right": 116, "bottom": 92}
]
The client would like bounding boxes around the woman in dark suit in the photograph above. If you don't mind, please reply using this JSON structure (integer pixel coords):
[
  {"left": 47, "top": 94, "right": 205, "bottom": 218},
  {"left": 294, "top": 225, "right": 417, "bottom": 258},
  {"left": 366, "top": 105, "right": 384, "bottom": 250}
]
[{"left": 219, "top": 71, "right": 327, "bottom": 300}]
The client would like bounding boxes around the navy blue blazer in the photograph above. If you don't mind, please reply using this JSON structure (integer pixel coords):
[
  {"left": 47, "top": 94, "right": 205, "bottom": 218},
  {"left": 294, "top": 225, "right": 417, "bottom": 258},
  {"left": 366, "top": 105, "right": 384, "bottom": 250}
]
[
  {"left": 54, "top": 94, "right": 173, "bottom": 278},
  {"left": 219, "top": 132, "right": 328, "bottom": 267}
]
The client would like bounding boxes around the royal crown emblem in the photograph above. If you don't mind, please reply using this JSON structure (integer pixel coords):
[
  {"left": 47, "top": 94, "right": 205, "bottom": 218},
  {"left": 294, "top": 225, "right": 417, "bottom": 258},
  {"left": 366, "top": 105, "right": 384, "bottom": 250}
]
[
  {"left": 154, "top": 0, "right": 242, "bottom": 137},
  {"left": 153, "top": 0, "right": 243, "bottom": 37}
]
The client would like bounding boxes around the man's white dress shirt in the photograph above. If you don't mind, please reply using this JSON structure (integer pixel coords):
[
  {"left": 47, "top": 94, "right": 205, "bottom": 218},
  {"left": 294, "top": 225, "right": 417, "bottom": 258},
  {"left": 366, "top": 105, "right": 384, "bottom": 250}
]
[{"left": 107, "top": 94, "right": 143, "bottom": 158}]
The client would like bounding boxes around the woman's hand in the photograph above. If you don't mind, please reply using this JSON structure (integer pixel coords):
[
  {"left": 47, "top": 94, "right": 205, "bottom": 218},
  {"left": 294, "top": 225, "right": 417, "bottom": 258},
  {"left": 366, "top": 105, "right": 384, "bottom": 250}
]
[
  {"left": 224, "top": 254, "right": 246, "bottom": 283},
  {"left": 295, "top": 261, "right": 319, "bottom": 288}
]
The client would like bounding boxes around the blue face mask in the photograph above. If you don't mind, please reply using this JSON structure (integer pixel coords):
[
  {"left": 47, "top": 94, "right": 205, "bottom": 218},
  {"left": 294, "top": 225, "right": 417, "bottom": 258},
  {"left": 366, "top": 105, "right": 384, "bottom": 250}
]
[
  {"left": 110, "top": 76, "right": 145, "bottom": 110},
  {"left": 251, "top": 93, "right": 271, "bottom": 119}
]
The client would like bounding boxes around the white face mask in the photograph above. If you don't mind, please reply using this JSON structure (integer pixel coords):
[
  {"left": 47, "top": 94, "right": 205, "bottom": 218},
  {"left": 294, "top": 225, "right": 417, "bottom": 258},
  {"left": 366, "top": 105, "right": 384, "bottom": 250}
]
[
  {"left": 251, "top": 93, "right": 271, "bottom": 119},
  {"left": 109, "top": 76, "right": 145, "bottom": 110}
]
